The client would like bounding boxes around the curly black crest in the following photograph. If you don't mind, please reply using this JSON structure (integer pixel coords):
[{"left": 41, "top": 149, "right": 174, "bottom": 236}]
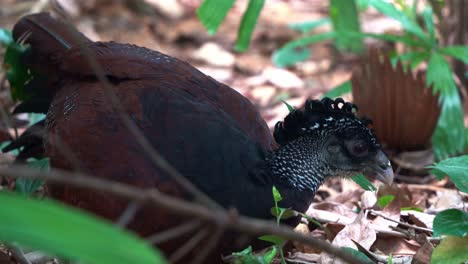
[{"left": 274, "top": 97, "right": 375, "bottom": 145}]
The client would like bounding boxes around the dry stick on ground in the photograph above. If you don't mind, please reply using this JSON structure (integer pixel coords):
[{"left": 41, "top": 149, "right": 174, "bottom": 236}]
[
  {"left": 368, "top": 210, "right": 433, "bottom": 233},
  {"left": 0, "top": 165, "right": 364, "bottom": 264},
  {"left": 56, "top": 16, "right": 220, "bottom": 210}
]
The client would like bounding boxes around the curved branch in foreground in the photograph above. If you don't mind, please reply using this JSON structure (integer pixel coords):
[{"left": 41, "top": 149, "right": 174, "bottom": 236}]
[{"left": 0, "top": 165, "right": 363, "bottom": 264}]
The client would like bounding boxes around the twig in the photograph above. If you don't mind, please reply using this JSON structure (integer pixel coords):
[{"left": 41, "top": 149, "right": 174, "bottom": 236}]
[
  {"left": 115, "top": 201, "right": 141, "bottom": 228},
  {"left": 368, "top": 210, "right": 433, "bottom": 233},
  {"left": 0, "top": 165, "right": 364, "bottom": 264},
  {"left": 191, "top": 226, "right": 224, "bottom": 264},
  {"left": 147, "top": 220, "right": 202, "bottom": 245},
  {"left": 169, "top": 227, "right": 209, "bottom": 263}
]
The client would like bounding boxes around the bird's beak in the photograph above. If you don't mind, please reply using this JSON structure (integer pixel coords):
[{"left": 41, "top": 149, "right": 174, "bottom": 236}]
[{"left": 363, "top": 150, "right": 394, "bottom": 185}]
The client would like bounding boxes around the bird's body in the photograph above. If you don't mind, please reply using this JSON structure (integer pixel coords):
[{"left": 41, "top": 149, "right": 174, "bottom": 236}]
[{"left": 5, "top": 13, "right": 393, "bottom": 263}]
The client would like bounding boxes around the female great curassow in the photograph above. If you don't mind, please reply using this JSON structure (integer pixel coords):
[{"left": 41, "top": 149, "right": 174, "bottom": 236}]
[{"left": 5, "top": 13, "right": 393, "bottom": 263}]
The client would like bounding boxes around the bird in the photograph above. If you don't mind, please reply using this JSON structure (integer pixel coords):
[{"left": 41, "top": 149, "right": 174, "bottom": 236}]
[{"left": 4, "top": 13, "right": 393, "bottom": 263}]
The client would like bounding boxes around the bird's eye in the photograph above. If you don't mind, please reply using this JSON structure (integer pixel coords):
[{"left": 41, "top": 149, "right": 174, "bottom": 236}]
[{"left": 351, "top": 143, "right": 368, "bottom": 156}]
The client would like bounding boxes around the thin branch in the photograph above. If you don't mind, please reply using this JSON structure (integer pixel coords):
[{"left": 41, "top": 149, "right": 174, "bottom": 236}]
[
  {"left": 368, "top": 210, "right": 433, "bottom": 233},
  {"left": 115, "top": 201, "right": 141, "bottom": 228},
  {"left": 191, "top": 226, "right": 224, "bottom": 264},
  {"left": 0, "top": 165, "right": 364, "bottom": 264},
  {"left": 169, "top": 228, "right": 209, "bottom": 263},
  {"left": 147, "top": 220, "right": 202, "bottom": 245}
]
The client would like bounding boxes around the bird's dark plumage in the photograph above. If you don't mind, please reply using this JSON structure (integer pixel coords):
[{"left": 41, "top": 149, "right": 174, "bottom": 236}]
[{"left": 5, "top": 13, "right": 393, "bottom": 263}]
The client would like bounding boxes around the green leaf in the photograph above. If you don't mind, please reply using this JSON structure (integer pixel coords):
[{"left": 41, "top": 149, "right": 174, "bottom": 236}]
[
  {"left": 0, "top": 192, "right": 165, "bottom": 264},
  {"left": 330, "top": 0, "right": 363, "bottom": 53},
  {"left": 377, "top": 195, "right": 394, "bottom": 208},
  {"left": 433, "top": 209, "right": 468, "bottom": 237},
  {"left": 421, "top": 7, "right": 435, "bottom": 45},
  {"left": 235, "top": 0, "right": 265, "bottom": 52},
  {"left": 280, "top": 100, "right": 295, "bottom": 112},
  {"left": 270, "top": 207, "right": 296, "bottom": 220},
  {"left": 272, "top": 46, "right": 310, "bottom": 68},
  {"left": 0, "top": 28, "right": 13, "bottom": 46},
  {"left": 288, "top": 18, "right": 330, "bottom": 33},
  {"left": 3, "top": 38, "right": 33, "bottom": 101},
  {"left": 261, "top": 247, "right": 277, "bottom": 264},
  {"left": 392, "top": 51, "right": 430, "bottom": 69},
  {"left": 0, "top": 141, "right": 19, "bottom": 156},
  {"left": 272, "top": 186, "right": 282, "bottom": 203},
  {"left": 439, "top": 46, "right": 468, "bottom": 64},
  {"left": 431, "top": 236, "right": 468, "bottom": 264},
  {"left": 368, "top": 0, "right": 429, "bottom": 45},
  {"left": 196, "top": 0, "right": 235, "bottom": 35},
  {"left": 28, "top": 113, "right": 46, "bottom": 125},
  {"left": 232, "top": 246, "right": 274, "bottom": 264},
  {"left": 352, "top": 174, "right": 377, "bottom": 191},
  {"left": 429, "top": 155, "right": 468, "bottom": 193},
  {"left": 258, "top": 235, "right": 285, "bottom": 245},
  {"left": 342, "top": 31, "right": 423, "bottom": 47},
  {"left": 15, "top": 158, "right": 49, "bottom": 195},
  {"left": 427, "top": 53, "right": 465, "bottom": 159},
  {"left": 323, "top": 80, "right": 352, "bottom": 98},
  {"left": 340, "top": 247, "right": 373, "bottom": 264}
]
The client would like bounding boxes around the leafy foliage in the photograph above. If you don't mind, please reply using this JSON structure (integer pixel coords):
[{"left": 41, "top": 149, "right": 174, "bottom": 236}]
[
  {"left": 197, "top": 0, "right": 265, "bottom": 51},
  {"left": 0, "top": 192, "right": 166, "bottom": 264},
  {"left": 433, "top": 209, "right": 468, "bottom": 237},
  {"left": 351, "top": 173, "right": 377, "bottom": 191},
  {"left": 429, "top": 155, "right": 468, "bottom": 193},
  {"left": 431, "top": 236, "right": 468, "bottom": 264},
  {"left": 15, "top": 158, "right": 49, "bottom": 195},
  {"left": 0, "top": 28, "right": 33, "bottom": 101},
  {"left": 329, "top": 0, "right": 363, "bottom": 53},
  {"left": 340, "top": 247, "right": 373, "bottom": 263},
  {"left": 232, "top": 246, "right": 276, "bottom": 264}
]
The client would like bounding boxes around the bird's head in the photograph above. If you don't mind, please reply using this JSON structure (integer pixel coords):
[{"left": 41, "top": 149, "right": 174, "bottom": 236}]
[{"left": 273, "top": 98, "right": 393, "bottom": 187}]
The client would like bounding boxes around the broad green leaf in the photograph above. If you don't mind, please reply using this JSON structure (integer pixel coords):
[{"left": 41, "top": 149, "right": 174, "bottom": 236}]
[
  {"left": 392, "top": 51, "right": 430, "bottom": 69},
  {"left": 280, "top": 100, "right": 295, "bottom": 112},
  {"left": 235, "top": 0, "right": 265, "bottom": 52},
  {"left": 431, "top": 236, "right": 468, "bottom": 264},
  {"left": 439, "top": 46, "right": 468, "bottom": 64},
  {"left": 0, "top": 192, "right": 165, "bottom": 264},
  {"left": 288, "top": 18, "right": 330, "bottom": 33},
  {"left": 352, "top": 174, "right": 377, "bottom": 191},
  {"left": 196, "top": 0, "right": 235, "bottom": 35},
  {"left": 258, "top": 235, "right": 285, "bottom": 245},
  {"left": 341, "top": 31, "right": 423, "bottom": 47},
  {"left": 421, "top": 7, "right": 435, "bottom": 45},
  {"left": 0, "top": 141, "right": 19, "bottom": 156},
  {"left": 323, "top": 80, "right": 352, "bottom": 98},
  {"left": 429, "top": 155, "right": 468, "bottom": 193},
  {"left": 0, "top": 28, "right": 13, "bottom": 46},
  {"left": 340, "top": 247, "right": 373, "bottom": 264},
  {"left": 368, "top": 0, "right": 429, "bottom": 46},
  {"left": 15, "top": 158, "right": 49, "bottom": 195},
  {"left": 377, "top": 195, "right": 394, "bottom": 208},
  {"left": 427, "top": 53, "right": 464, "bottom": 159},
  {"left": 262, "top": 247, "right": 277, "bottom": 264},
  {"left": 330, "top": 0, "right": 363, "bottom": 53},
  {"left": 272, "top": 46, "right": 310, "bottom": 68},
  {"left": 270, "top": 207, "right": 296, "bottom": 220},
  {"left": 28, "top": 113, "right": 46, "bottom": 125},
  {"left": 272, "top": 186, "right": 282, "bottom": 203},
  {"left": 433, "top": 209, "right": 468, "bottom": 237},
  {"left": 232, "top": 246, "right": 274, "bottom": 264}
]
